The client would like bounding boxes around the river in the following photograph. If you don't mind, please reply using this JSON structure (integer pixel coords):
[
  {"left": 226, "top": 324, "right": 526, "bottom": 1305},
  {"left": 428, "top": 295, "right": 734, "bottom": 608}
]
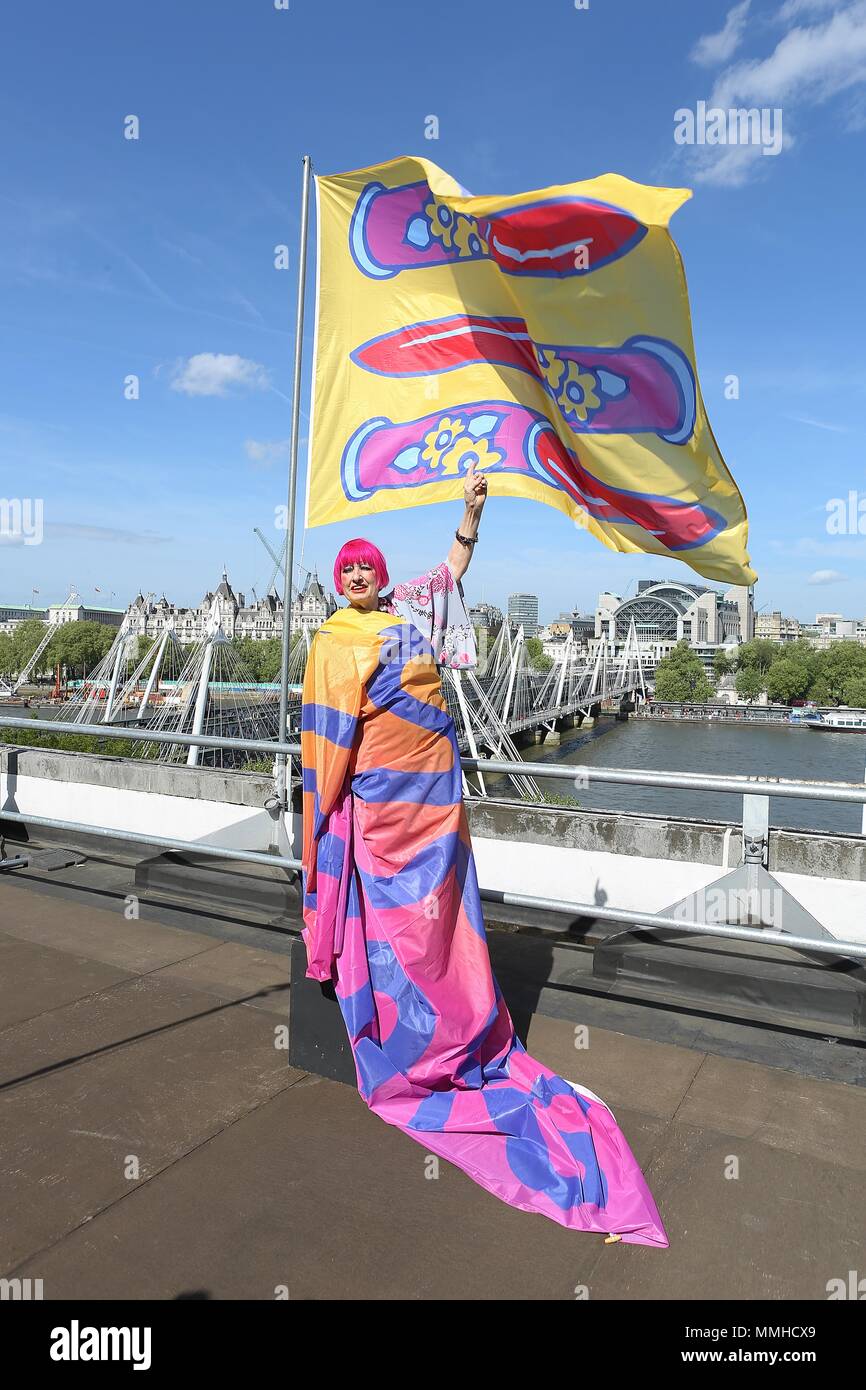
[
  {"left": 518, "top": 718, "right": 866, "bottom": 836},
  {"left": 8, "top": 701, "right": 865, "bottom": 835}
]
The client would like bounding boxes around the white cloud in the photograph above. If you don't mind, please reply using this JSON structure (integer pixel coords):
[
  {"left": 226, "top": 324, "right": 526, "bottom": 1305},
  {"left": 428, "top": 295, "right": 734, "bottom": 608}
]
[
  {"left": 691, "top": 140, "right": 780, "bottom": 187},
  {"left": 245, "top": 438, "right": 290, "bottom": 468},
  {"left": 783, "top": 413, "right": 848, "bottom": 432},
  {"left": 776, "top": 0, "right": 846, "bottom": 20},
  {"left": 692, "top": 1, "right": 752, "bottom": 67},
  {"left": 808, "top": 568, "right": 847, "bottom": 583},
  {"left": 169, "top": 353, "right": 270, "bottom": 397},
  {"left": 44, "top": 522, "right": 171, "bottom": 545},
  {"left": 712, "top": 1, "right": 866, "bottom": 110},
  {"left": 680, "top": 1, "right": 866, "bottom": 185},
  {"left": 770, "top": 536, "right": 866, "bottom": 559}
]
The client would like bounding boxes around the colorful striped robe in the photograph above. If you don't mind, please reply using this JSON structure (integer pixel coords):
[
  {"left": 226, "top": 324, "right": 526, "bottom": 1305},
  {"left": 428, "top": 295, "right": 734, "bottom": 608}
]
[{"left": 300, "top": 566, "right": 667, "bottom": 1246}]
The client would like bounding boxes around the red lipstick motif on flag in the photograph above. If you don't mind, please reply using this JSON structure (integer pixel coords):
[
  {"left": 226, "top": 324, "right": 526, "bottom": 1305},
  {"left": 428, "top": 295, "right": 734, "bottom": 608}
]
[
  {"left": 349, "top": 181, "right": 646, "bottom": 279},
  {"left": 352, "top": 317, "right": 696, "bottom": 445},
  {"left": 340, "top": 403, "right": 723, "bottom": 551}
]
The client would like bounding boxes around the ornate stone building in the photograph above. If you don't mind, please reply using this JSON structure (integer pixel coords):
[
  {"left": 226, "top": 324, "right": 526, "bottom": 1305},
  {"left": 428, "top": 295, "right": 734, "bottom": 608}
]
[
  {"left": 292, "top": 571, "right": 336, "bottom": 636},
  {"left": 125, "top": 570, "right": 336, "bottom": 644}
]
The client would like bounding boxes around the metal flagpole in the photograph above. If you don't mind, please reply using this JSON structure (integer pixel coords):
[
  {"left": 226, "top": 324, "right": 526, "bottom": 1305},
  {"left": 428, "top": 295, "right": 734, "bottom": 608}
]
[{"left": 276, "top": 153, "right": 313, "bottom": 812}]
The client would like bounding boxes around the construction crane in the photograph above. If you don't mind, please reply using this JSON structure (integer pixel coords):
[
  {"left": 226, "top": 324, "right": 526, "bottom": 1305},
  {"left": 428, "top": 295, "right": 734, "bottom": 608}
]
[
  {"left": 252, "top": 527, "right": 314, "bottom": 602},
  {"left": 252, "top": 528, "right": 287, "bottom": 598},
  {"left": 8, "top": 587, "right": 79, "bottom": 694}
]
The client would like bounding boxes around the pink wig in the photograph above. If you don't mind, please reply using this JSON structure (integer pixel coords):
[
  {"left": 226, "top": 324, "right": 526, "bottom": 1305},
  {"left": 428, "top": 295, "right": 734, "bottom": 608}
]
[{"left": 333, "top": 538, "right": 390, "bottom": 594}]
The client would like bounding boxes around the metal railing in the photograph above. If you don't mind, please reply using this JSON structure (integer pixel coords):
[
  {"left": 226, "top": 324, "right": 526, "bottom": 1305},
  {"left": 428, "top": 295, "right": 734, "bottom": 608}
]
[
  {"left": 0, "top": 715, "right": 298, "bottom": 759},
  {"left": 0, "top": 715, "right": 303, "bottom": 872},
  {"left": 2, "top": 714, "right": 866, "bottom": 959},
  {"left": 461, "top": 754, "right": 866, "bottom": 805}
]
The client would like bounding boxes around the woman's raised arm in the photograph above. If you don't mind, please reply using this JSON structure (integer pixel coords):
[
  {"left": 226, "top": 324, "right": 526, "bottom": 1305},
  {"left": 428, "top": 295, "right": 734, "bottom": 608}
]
[{"left": 446, "top": 459, "right": 488, "bottom": 584}]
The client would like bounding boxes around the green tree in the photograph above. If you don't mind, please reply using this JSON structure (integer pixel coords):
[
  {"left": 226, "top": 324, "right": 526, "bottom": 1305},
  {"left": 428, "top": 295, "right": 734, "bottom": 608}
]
[
  {"left": 258, "top": 637, "right": 290, "bottom": 682},
  {"left": 807, "top": 675, "right": 832, "bottom": 705},
  {"left": 525, "top": 637, "right": 553, "bottom": 673},
  {"left": 766, "top": 655, "right": 812, "bottom": 705},
  {"left": 712, "top": 649, "right": 733, "bottom": 679},
  {"left": 653, "top": 640, "right": 714, "bottom": 703},
  {"left": 0, "top": 724, "right": 143, "bottom": 757},
  {"left": 232, "top": 635, "right": 302, "bottom": 683},
  {"left": 817, "top": 641, "right": 866, "bottom": 704},
  {"left": 53, "top": 622, "right": 116, "bottom": 678},
  {"left": 12, "top": 618, "right": 51, "bottom": 678},
  {"left": 843, "top": 675, "right": 866, "bottom": 709},
  {"left": 232, "top": 638, "right": 263, "bottom": 681},
  {"left": 735, "top": 638, "right": 780, "bottom": 676},
  {"left": 0, "top": 632, "right": 15, "bottom": 677},
  {"left": 786, "top": 637, "right": 821, "bottom": 669},
  {"left": 735, "top": 667, "right": 764, "bottom": 702}
]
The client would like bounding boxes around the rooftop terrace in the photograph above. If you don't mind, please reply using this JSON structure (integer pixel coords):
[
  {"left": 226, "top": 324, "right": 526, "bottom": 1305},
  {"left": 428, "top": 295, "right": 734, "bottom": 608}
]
[{"left": 2, "top": 845, "right": 864, "bottom": 1301}]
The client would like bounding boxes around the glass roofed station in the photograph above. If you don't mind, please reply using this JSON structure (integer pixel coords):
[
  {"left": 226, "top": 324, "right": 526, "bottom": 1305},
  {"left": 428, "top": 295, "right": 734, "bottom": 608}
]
[{"left": 595, "top": 579, "right": 754, "bottom": 670}]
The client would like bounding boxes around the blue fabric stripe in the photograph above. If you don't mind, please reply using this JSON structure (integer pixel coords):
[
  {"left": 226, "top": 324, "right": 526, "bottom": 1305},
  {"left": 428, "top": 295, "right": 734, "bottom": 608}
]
[
  {"left": 367, "top": 939, "right": 437, "bottom": 1075},
  {"left": 455, "top": 835, "right": 486, "bottom": 939},
  {"left": 353, "top": 1037, "right": 402, "bottom": 1103},
  {"left": 312, "top": 788, "right": 328, "bottom": 842},
  {"left": 301, "top": 701, "right": 357, "bottom": 748},
  {"left": 407, "top": 1090, "right": 455, "bottom": 1132},
  {"left": 481, "top": 1086, "right": 608, "bottom": 1212},
  {"left": 365, "top": 630, "right": 453, "bottom": 736},
  {"left": 347, "top": 873, "right": 360, "bottom": 919},
  {"left": 358, "top": 830, "right": 459, "bottom": 910},
  {"left": 454, "top": 995, "right": 503, "bottom": 1084},
  {"left": 352, "top": 764, "right": 460, "bottom": 807},
  {"left": 531, "top": 1072, "right": 591, "bottom": 1114},
  {"left": 338, "top": 979, "right": 376, "bottom": 1042},
  {"left": 317, "top": 829, "right": 346, "bottom": 879}
]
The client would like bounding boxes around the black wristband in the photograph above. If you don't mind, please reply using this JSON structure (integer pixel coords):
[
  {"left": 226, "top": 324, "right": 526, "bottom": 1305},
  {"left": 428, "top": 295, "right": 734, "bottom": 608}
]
[{"left": 455, "top": 530, "right": 478, "bottom": 547}]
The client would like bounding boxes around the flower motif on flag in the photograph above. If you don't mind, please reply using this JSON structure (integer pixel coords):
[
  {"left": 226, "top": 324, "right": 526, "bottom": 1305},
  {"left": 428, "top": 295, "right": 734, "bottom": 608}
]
[
  {"left": 453, "top": 215, "right": 489, "bottom": 259},
  {"left": 420, "top": 415, "right": 466, "bottom": 468},
  {"left": 419, "top": 414, "right": 503, "bottom": 477},
  {"left": 535, "top": 347, "right": 565, "bottom": 391},
  {"left": 555, "top": 362, "right": 602, "bottom": 425},
  {"left": 435, "top": 433, "right": 502, "bottom": 476},
  {"left": 423, "top": 198, "right": 489, "bottom": 260},
  {"left": 423, "top": 198, "right": 459, "bottom": 250}
]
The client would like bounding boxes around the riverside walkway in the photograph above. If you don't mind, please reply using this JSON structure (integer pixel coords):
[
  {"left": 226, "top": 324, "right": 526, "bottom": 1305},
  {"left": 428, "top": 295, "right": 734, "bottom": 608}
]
[{"left": 2, "top": 846, "right": 864, "bottom": 1301}]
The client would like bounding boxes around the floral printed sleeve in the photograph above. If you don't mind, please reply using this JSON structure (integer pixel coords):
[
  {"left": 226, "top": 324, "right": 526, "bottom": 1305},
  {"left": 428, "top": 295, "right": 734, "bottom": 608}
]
[{"left": 385, "top": 561, "right": 477, "bottom": 669}]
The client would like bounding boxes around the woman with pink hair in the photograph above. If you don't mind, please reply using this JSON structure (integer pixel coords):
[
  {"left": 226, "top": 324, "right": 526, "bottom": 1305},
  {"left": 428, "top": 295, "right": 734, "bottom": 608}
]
[
  {"left": 329, "top": 461, "right": 486, "bottom": 664},
  {"left": 300, "top": 462, "right": 667, "bottom": 1247}
]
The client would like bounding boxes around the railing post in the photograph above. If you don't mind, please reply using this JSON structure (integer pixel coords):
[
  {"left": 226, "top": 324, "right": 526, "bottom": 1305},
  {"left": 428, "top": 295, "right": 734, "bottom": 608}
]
[{"left": 742, "top": 793, "right": 770, "bottom": 869}]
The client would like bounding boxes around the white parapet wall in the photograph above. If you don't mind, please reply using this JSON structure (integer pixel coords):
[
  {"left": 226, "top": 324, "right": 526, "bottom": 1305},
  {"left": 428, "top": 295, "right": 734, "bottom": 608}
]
[
  {"left": 1, "top": 746, "right": 864, "bottom": 944},
  {"left": 0, "top": 746, "right": 277, "bottom": 854},
  {"left": 465, "top": 799, "right": 866, "bottom": 946}
]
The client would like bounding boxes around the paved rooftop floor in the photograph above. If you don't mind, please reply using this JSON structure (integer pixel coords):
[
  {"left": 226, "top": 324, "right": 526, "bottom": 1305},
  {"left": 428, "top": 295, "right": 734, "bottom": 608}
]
[{"left": 2, "top": 865, "right": 865, "bottom": 1301}]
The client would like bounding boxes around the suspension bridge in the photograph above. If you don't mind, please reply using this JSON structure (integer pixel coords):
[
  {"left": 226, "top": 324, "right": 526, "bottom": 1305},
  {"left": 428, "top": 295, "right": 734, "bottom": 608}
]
[{"left": 51, "top": 608, "right": 645, "bottom": 800}]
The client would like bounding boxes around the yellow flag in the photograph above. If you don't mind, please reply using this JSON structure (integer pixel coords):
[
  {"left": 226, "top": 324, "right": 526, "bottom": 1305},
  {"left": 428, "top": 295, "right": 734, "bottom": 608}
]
[{"left": 306, "top": 155, "right": 755, "bottom": 586}]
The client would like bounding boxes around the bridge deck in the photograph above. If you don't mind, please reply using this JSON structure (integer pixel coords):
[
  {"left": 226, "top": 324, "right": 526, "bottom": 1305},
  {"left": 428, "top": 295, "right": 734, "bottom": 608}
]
[{"left": 1, "top": 860, "right": 864, "bottom": 1301}]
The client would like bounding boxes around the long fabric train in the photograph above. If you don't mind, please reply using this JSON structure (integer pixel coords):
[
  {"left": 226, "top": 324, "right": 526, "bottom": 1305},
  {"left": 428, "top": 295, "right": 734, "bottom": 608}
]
[{"left": 300, "top": 568, "right": 667, "bottom": 1246}]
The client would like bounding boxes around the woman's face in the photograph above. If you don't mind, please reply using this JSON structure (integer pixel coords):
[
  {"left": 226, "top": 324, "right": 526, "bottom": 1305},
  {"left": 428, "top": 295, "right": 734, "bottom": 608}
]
[{"left": 340, "top": 559, "right": 381, "bottom": 611}]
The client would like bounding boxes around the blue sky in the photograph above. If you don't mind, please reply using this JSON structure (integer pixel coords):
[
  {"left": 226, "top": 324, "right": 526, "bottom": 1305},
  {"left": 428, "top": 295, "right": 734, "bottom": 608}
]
[{"left": 2, "top": 0, "right": 865, "bottom": 623}]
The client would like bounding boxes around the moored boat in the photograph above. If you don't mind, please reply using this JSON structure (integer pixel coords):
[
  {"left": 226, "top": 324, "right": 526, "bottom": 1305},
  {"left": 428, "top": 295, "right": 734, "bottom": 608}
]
[{"left": 806, "top": 709, "right": 866, "bottom": 732}]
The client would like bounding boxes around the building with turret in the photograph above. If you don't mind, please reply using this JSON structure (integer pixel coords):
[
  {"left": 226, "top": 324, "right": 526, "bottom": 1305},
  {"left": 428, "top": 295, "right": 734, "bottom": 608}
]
[{"left": 124, "top": 570, "right": 337, "bottom": 644}]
